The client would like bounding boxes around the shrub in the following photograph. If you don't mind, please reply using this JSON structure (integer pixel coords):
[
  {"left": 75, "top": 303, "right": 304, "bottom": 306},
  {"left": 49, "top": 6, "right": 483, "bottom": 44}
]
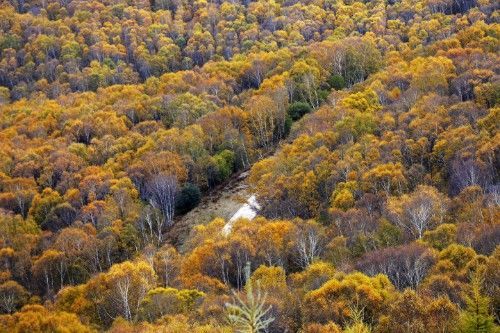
[
  {"left": 287, "top": 102, "right": 312, "bottom": 121},
  {"left": 175, "top": 183, "right": 201, "bottom": 214}
]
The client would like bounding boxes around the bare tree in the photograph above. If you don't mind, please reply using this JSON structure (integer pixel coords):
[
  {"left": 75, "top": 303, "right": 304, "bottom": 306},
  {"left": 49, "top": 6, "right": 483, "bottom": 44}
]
[
  {"left": 295, "top": 222, "right": 326, "bottom": 269},
  {"left": 450, "top": 158, "right": 493, "bottom": 195},
  {"left": 404, "top": 197, "right": 435, "bottom": 239},
  {"left": 357, "top": 244, "right": 436, "bottom": 290},
  {"left": 138, "top": 205, "right": 165, "bottom": 245},
  {"left": 387, "top": 185, "right": 448, "bottom": 239},
  {"left": 146, "top": 174, "right": 178, "bottom": 230}
]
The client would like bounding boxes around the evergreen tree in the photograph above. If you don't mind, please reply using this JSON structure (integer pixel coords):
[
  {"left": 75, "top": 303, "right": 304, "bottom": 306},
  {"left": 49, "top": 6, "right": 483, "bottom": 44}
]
[
  {"left": 457, "top": 272, "right": 497, "bottom": 333},
  {"left": 225, "top": 262, "right": 275, "bottom": 333}
]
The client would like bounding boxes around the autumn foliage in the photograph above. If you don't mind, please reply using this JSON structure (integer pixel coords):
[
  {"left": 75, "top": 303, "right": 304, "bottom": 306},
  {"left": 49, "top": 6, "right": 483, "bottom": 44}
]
[{"left": 0, "top": 0, "right": 499, "bottom": 331}]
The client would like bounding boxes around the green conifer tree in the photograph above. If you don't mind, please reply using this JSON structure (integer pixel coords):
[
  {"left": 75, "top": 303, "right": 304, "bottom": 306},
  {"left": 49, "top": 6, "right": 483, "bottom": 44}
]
[
  {"left": 225, "top": 262, "right": 275, "bottom": 333},
  {"left": 457, "top": 272, "right": 497, "bottom": 333}
]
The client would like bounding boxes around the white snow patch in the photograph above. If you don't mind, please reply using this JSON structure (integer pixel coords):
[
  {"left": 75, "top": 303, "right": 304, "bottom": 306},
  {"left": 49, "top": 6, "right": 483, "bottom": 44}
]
[{"left": 222, "top": 195, "right": 260, "bottom": 235}]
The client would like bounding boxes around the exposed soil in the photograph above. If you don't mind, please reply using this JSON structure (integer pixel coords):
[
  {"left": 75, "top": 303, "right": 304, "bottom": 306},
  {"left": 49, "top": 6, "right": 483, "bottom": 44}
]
[{"left": 166, "top": 171, "right": 251, "bottom": 251}]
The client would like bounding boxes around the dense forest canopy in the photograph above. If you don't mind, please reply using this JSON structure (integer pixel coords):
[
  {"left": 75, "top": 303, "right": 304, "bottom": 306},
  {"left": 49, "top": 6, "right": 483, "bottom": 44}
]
[{"left": 0, "top": 0, "right": 498, "bottom": 330}]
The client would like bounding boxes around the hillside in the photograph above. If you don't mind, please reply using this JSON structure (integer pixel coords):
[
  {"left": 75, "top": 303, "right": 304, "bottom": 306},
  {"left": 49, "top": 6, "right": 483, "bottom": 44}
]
[{"left": 0, "top": 0, "right": 499, "bottom": 331}]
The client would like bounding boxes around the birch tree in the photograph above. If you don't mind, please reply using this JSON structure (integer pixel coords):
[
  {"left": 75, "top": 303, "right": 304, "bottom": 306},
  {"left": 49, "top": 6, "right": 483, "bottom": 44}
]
[
  {"left": 387, "top": 185, "right": 448, "bottom": 239},
  {"left": 146, "top": 174, "right": 179, "bottom": 230}
]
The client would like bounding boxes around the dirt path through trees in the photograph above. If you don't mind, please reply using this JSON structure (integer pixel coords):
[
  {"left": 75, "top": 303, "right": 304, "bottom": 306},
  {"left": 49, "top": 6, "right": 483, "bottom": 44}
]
[{"left": 168, "top": 171, "right": 253, "bottom": 248}]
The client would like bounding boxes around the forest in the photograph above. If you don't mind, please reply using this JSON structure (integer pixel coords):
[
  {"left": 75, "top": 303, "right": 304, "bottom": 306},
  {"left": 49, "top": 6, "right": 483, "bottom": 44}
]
[{"left": 0, "top": 0, "right": 498, "bottom": 331}]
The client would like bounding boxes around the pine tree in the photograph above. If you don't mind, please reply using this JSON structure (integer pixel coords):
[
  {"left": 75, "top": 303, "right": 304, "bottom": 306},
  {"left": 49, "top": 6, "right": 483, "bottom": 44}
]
[
  {"left": 457, "top": 272, "right": 497, "bottom": 333},
  {"left": 225, "top": 262, "right": 275, "bottom": 333}
]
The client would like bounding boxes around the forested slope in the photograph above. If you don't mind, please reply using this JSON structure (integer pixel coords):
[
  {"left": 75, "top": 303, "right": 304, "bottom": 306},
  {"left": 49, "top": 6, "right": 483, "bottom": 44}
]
[{"left": 0, "top": 0, "right": 499, "bottom": 331}]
